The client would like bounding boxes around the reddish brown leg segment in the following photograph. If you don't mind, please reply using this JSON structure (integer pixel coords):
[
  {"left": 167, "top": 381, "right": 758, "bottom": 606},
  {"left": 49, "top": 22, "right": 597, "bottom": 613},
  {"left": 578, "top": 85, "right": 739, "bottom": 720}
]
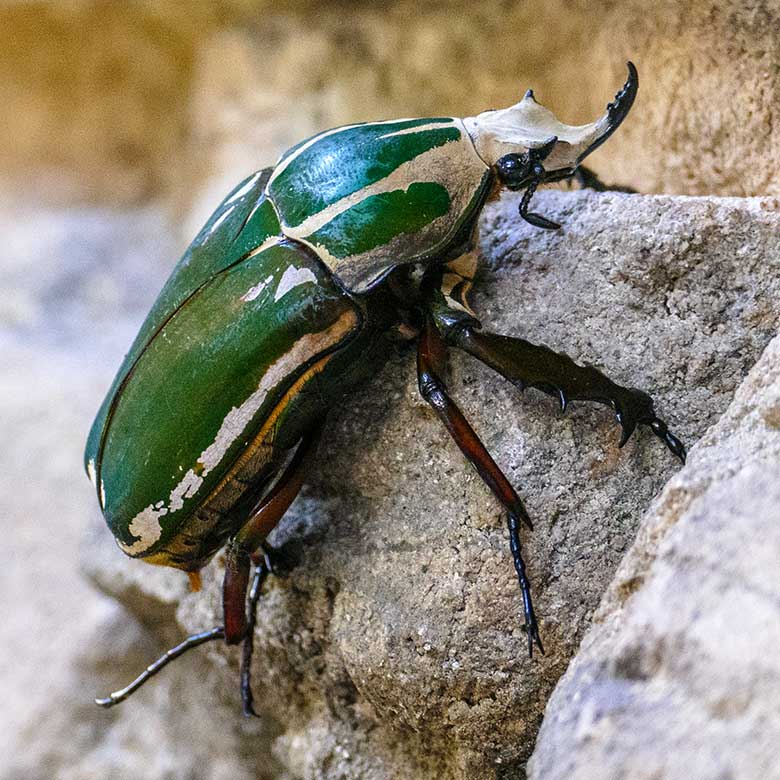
[
  {"left": 416, "top": 316, "right": 543, "bottom": 656},
  {"left": 226, "top": 420, "right": 325, "bottom": 715},
  {"left": 417, "top": 315, "right": 533, "bottom": 529},
  {"left": 95, "top": 424, "right": 324, "bottom": 713},
  {"left": 222, "top": 543, "right": 251, "bottom": 645}
]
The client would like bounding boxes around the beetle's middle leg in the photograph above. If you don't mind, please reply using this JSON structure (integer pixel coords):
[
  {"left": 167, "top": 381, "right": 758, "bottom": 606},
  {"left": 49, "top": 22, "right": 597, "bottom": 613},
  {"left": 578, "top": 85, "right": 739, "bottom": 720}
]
[
  {"left": 223, "top": 420, "right": 325, "bottom": 716},
  {"left": 422, "top": 256, "right": 685, "bottom": 461},
  {"left": 417, "top": 313, "right": 543, "bottom": 657}
]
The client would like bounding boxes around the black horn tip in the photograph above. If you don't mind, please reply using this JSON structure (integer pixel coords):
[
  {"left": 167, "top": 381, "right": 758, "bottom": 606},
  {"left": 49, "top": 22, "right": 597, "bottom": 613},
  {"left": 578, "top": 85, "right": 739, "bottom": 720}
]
[
  {"left": 574, "top": 61, "right": 639, "bottom": 165},
  {"left": 524, "top": 88, "right": 536, "bottom": 101},
  {"left": 608, "top": 61, "right": 639, "bottom": 124}
]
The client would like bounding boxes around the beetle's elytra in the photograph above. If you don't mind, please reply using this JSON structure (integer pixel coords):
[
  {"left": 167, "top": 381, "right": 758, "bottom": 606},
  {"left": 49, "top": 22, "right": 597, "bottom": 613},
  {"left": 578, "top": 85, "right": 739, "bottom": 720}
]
[{"left": 88, "top": 62, "right": 685, "bottom": 714}]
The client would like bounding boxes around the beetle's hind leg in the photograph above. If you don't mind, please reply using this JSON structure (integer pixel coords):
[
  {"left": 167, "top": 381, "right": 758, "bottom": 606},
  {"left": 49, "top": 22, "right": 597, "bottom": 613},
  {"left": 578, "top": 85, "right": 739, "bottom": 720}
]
[
  {"left": 417, "top": 314, "right": 543, "bottom": 657},
  {"left": 94, "top": 627, "right": 226, "bottom": 708},
  {"left": 95, "top": 425, "right": 323, "bottom": 713}
]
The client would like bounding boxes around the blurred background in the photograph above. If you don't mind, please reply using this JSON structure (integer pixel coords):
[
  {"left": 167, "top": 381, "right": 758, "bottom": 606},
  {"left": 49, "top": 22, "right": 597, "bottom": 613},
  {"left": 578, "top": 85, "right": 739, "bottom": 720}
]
[{"left": 2, "top": 1, "right": 779, "bottom": 777}]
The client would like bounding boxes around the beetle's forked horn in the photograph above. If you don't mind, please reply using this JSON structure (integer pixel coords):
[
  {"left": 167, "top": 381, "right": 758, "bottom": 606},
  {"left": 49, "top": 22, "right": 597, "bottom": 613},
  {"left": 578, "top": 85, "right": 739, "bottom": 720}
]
[
  {"left": 95, "top": 625, "right": 225, "bottom": 708},
  {"left": 576, "top": 61, "right": 638, "bottom": 163}
]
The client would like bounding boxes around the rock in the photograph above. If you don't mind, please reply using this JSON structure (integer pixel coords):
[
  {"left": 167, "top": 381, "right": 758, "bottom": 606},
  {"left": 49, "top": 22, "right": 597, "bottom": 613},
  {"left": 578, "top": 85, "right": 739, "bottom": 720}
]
[
  {"left": 527, "top": 333, "right": 780, "bottom": 780},
  {"left": 4, "top": 2, "right": 780, "bottom": 776},
  {"left": 80, "top": 189, "right": 780, "bottom": 778}
]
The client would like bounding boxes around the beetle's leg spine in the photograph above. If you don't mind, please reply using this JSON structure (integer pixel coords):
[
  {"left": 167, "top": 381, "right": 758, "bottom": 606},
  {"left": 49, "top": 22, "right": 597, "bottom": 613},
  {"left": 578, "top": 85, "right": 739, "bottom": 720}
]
[{"left": 442, "top": 323, "right": 686, "bottom": 464}]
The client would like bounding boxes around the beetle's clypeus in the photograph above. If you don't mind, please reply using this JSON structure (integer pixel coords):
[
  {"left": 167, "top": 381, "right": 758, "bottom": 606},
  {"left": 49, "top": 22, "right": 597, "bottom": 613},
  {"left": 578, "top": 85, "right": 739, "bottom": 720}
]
[{"left": 88, "top": 62, "right": 685, "bottom": 714}]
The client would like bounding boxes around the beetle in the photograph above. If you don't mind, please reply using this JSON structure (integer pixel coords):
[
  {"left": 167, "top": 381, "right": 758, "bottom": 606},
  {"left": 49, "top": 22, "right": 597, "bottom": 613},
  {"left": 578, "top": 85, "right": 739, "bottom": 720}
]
[{"left": 88, "top": 62, "right": 685, "bottom": 715}]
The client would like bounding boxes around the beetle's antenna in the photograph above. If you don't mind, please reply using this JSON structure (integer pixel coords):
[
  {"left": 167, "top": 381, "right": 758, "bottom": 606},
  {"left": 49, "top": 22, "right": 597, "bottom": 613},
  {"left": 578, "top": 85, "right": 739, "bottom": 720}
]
[{"left": 95, "top": 626, "right": 225, "bottom": 708}]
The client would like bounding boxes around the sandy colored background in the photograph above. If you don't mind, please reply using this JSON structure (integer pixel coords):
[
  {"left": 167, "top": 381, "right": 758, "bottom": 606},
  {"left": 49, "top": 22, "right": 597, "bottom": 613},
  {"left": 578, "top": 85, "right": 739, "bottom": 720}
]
[{"left": 2, "top": 2, "right": 779, "bottom": 778}]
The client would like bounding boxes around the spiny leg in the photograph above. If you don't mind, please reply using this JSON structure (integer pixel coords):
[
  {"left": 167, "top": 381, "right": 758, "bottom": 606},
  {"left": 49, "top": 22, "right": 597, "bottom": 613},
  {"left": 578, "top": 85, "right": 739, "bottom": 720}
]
[
  {"left": 507, "top": 513, "right": 543, "bottom": 657},
  {"left": 446, "top": 323, "right": 686, "bottom": 463},
  {"left": 230, "top": 420, "right": 325, "bottom": 716},
  {"left": 417, "top": 314, "right": 543, "bottom": 655}
]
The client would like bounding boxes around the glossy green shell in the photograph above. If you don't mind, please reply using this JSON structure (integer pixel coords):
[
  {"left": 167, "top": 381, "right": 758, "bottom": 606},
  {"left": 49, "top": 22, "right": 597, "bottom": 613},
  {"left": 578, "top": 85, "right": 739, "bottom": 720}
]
[
  {"left": 268, "top": 117, "right": 492, "bottom": 292},
  {"left": 85, "top": 171, "right": 362, "bottom": 565},
  {"left": 87, "top": 114, "right": 495, "bottom": 569}
]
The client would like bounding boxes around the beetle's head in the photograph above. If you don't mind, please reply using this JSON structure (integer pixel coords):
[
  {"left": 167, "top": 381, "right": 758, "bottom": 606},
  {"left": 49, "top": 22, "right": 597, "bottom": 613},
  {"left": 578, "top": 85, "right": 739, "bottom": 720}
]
[{"left": 464, "top": 62, "right": 638, "bottom": 192}]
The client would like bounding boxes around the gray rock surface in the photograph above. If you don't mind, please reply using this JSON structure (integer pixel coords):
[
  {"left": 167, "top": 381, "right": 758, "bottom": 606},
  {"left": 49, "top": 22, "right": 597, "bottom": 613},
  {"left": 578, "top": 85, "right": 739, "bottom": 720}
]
[
  {"left": 0, "top": 207, "right": 282, "bottom": 780},
  {"left": 4, "top": 4, "right": 780, "bottom": 776},
  {"left": 527, "top": 333, "right": 780, "bottom": 780},
  {"left": 79, "top": 189, "right": 780, "bottom": 778}
]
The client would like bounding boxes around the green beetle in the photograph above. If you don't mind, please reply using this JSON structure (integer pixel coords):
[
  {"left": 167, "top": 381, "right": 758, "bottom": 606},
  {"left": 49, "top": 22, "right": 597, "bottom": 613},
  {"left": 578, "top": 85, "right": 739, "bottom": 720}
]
[{"left": 88, "top": 62, "right": 685, "bottom": 714}]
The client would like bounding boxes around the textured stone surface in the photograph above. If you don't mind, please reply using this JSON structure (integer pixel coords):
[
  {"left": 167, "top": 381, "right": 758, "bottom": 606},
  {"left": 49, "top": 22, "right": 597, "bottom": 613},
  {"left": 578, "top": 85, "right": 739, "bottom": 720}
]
[
  {"left": 77, "top": 189, "right": 780, "bottom": 778},
  {"left": 527, "top": 334, "right": 780, "bottom": 780},
  {"left": 4, "top": 3, "right": 780, "bottom": 776}
]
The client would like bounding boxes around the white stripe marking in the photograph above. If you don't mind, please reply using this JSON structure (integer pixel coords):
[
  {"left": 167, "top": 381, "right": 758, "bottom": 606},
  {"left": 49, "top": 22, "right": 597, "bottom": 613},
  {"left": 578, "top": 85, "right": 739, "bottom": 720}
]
[
  {"left": 282, "top": 130, "right": 467, "bottom": 237},
  {"left": 240, "top": 195, "right": 271, "bottom": 233},
  {"left": 118, "top": 314, "right": 355, "bottom": 555},
  {"left": 268, "top": 117, "right": 431, "bottom": 188},
  {"left": 274, "top": 266, "right": 317, "bottom": 302},
  {"left": 225, "top": 171, "right": 262, "bottom": 204},
  {"left": 241, "top": 275, "right": 274, "bottom": 302},
  {"left": 243, "top": 234, "right": 284, "bottom": 260},
  {"left": 206, "top": 205, "right": 236, "bottom": 237},
  {"left": 376, "top": 120, "right": 457, "bottom": 140}
]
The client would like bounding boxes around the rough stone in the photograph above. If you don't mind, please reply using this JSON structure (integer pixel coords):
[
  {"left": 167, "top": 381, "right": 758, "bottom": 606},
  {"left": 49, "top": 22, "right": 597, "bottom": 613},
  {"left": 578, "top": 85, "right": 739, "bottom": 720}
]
[
  {"left": 79, "top": 189, "right": 780, "bottom": 778},
  {"left": 527, "top": 334, "right": 780, "bottom": 780},
  {"left": 4, "top": 3, "right": 780, "bottom": 777}
]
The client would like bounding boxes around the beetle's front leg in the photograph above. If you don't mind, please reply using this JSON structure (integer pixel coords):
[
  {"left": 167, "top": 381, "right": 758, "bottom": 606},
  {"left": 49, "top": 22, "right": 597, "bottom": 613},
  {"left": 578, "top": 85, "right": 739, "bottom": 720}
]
[
  {"left": 417, "top": 314, "right": 544, "bottom": 657},
  {"left": 572, "top": 164, "right": 637, "bottom": 193},
  {"left": 440, "top": 319, "right": 686, "bottom": 463}
]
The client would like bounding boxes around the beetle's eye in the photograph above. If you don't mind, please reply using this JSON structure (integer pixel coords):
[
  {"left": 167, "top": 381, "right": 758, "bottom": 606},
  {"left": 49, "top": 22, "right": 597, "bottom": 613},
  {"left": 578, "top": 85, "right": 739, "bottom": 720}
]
[{"left": 497, "top": 153, "right": 523, "bottom": 173}]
